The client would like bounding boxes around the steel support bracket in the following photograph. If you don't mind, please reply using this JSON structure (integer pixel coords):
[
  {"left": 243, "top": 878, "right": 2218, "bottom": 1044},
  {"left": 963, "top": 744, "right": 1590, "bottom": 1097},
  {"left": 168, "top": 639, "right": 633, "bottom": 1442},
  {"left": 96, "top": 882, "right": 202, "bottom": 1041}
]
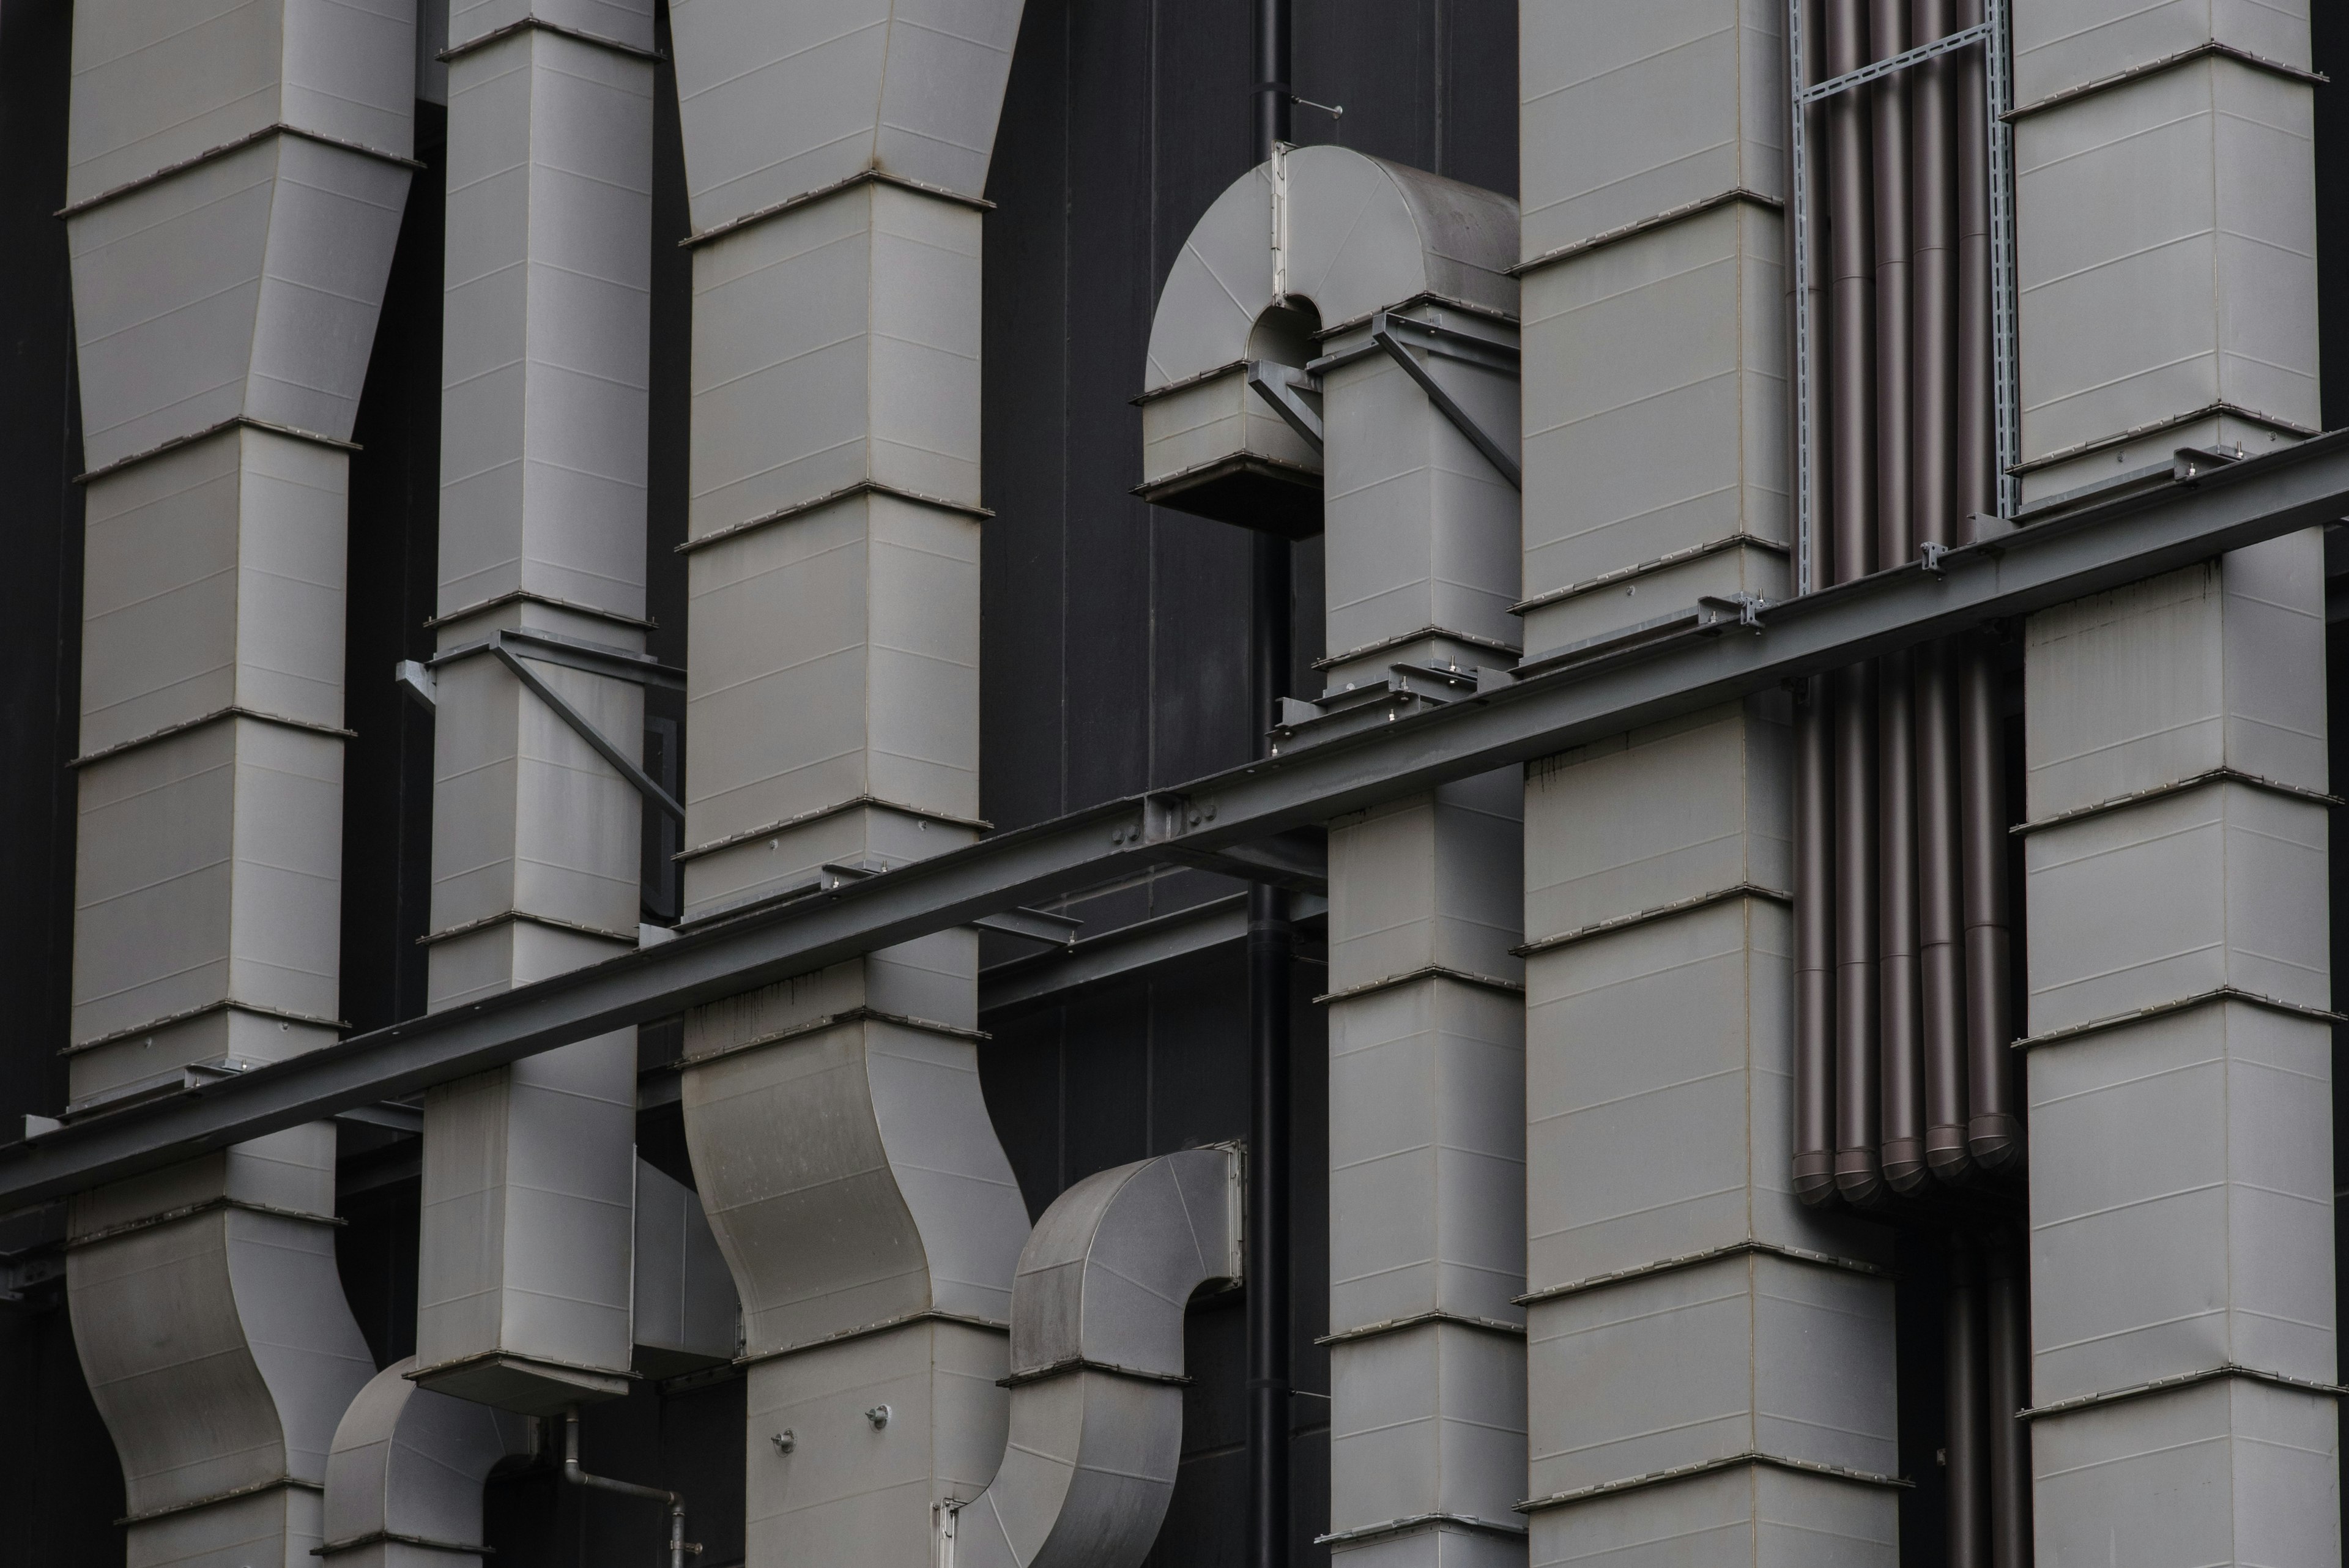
[
  {"left": 1364, "top": 312, "right": 1521, "bottom": 489},
  {"left": 488, "top": 636, "right": 684, "bottom": 824},
  {"left": 1247, "top": 361, "right": 1325, "bottom": 451}
]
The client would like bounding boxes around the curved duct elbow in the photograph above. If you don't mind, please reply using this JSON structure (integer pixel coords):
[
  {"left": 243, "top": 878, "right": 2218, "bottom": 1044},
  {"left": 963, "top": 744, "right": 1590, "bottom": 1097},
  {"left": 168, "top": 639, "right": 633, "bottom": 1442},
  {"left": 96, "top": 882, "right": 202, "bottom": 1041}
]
[
  {"left": 1138, "top": 146, "right": 1518, "bottom": 534},
  {"left": 948, "top": 1146, "right": 1242, "bottom": 1568},
  {"left": 322, "top": 1358, "right": 530, "bottom": 1563}
]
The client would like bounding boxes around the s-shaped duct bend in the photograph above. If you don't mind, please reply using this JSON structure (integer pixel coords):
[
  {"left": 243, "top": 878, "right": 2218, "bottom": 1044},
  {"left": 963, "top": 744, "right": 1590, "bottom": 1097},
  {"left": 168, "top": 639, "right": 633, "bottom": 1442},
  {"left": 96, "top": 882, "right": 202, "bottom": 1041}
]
[{"left": 945, "top": 1146, "right": 1244, "bottom": 1568}]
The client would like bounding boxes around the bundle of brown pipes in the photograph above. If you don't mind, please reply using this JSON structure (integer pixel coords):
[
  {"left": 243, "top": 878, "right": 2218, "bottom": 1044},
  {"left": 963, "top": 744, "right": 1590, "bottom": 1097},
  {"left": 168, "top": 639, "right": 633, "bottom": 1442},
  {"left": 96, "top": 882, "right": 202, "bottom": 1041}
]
[{"left": 1789, "top": 0, "right": 2031, "bottom": 1559}]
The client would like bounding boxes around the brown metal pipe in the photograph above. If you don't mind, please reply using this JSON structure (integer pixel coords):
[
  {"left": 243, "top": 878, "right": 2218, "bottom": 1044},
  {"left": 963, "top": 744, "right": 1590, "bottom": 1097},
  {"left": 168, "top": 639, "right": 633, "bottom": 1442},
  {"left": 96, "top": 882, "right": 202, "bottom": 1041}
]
[
  {"left": 1986, "top": 1234, "right": 2033, "bottom": 1566},
  {"left": 1794, "top": 676, "right": 1839, "bottom": 1205},
  {"left": 1916, "top": 642, "right": 1970, "bottom": 1180},
  {"left": 1826, "top": 0, "right": 1881, "bottom": 1206},
  {"left": 1877, "top": 650, "right": 1923, "bottom": 1191},
  {"left": 1945, "top": 1235, "right": 1989, "bottom": 1568},
  {"left": 1959, "top": 637, "right": 2018, "bottom": 1169},
  {"left": 1954, "top": 0, "right": 1992, "bottom": 540}
]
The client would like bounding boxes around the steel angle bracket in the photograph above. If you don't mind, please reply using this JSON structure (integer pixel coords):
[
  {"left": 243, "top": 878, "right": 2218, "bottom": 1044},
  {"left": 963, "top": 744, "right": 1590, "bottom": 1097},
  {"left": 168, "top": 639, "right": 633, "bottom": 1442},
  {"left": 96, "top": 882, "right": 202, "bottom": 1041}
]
[
  {"left": 1365, "top": 313, "right": 1522, "bottom": 490},
  {"left": 1123, "top": 791, "right": 1327, "bottom": 894},
  {"left": 1247, "top": 361, "right": 1326, "bottom": 450}
]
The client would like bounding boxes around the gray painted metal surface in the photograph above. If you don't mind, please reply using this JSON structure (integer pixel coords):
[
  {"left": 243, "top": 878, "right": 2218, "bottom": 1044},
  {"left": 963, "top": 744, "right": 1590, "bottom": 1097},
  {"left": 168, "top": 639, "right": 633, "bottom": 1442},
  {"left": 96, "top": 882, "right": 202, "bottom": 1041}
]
[
  {"left": 320, "top": 1356, "right": 530, "bottom": 1567},
  {"left": 948, "top": 1147, "right": 1241, "bottom": 1568},
  {"left": 7, "top": 431, "right": 2349, "bottom": 1211},
  {"left": 631, "top": 1157, "right": 741, "bottom": 1377}
]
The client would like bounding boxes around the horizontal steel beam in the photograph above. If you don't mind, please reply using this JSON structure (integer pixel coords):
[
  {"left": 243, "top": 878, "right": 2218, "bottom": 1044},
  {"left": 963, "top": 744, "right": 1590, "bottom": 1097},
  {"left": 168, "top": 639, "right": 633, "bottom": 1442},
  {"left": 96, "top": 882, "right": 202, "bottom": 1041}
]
[{"left": 6, "top": 431, "right": 2346, "bottom": 1211}]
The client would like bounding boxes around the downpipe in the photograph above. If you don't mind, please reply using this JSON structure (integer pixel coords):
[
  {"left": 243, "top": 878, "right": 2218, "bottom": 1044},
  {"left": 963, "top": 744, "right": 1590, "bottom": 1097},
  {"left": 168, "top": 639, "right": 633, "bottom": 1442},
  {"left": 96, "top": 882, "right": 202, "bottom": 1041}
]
[{"left": 563, "top": 1407, "right": 698, "bottom": 1567}]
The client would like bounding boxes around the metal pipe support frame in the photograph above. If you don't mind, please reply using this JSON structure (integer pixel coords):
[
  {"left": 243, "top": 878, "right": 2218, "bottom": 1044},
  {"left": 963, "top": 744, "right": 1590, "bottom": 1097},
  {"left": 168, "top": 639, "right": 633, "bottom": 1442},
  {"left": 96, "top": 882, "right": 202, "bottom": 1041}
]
[{"left": 562, "top": 1407, "right": 696, "bottom": 1567}]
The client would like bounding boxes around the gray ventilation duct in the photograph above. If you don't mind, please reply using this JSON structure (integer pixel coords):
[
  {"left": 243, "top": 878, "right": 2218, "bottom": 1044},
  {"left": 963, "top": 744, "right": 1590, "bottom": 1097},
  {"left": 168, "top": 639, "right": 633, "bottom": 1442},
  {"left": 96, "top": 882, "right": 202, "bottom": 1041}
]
[
  {"left": 1511, "top": 5, "right": 1899, "bottom": 1562},
  {"left": 945, "top": 1148, "right": 1242, "bottom": 1568},
  {"left": 632, "top": 1158, "right": 743, "bottom": 1376},
  {"left": 60, "top": 4, "right": 416, "bottom": 1564},
  {"left": 664, "top": 2, "right": 1033, "bottom": 1562},
  {"left": 1141, "top": 146, "right": 1529, "bottom": 1567},
  {"left": 320, "top": 1357, "right": 530, "bottom": 1567},
  {"left": 409, "top": 0, "right": 658, "bottom": 1419}
]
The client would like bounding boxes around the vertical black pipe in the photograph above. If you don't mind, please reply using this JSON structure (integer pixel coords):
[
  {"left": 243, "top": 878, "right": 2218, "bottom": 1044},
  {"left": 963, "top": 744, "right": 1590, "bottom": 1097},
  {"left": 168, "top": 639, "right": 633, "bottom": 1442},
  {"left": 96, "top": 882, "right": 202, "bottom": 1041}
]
[
  {"left": 1913, "top": 0, "right": 1971, "bottom": 1185},
  {"left": 1985, "top": 1234, "right": 2033, "bottom": 1567},
  {"left": 1827, "top": 0, "right": 1882, "bottom": 1206},
  {"left": 1945, "top": 1235, "right": 1991, "bottom": 1568},
  {"left": 1247, "top": 10, "right": 1293, "bottom": 1566}
]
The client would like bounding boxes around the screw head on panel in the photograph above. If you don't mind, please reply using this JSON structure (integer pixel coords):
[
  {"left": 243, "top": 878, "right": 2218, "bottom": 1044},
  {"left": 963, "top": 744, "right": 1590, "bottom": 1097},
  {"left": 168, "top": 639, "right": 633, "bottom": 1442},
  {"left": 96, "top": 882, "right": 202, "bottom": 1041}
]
[
  {"left": 771, "top": 1430, "right": 796, "bottom": 1455},
  {"left": 865, "top": 1405, "right": 891, "bottom": 1430}
]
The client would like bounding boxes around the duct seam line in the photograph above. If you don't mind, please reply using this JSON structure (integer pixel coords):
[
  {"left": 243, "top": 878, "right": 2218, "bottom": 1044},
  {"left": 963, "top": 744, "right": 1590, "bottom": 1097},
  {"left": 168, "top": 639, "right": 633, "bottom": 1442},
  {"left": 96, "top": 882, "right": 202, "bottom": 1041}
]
[
  {"left": 315, "top": 1529, "right": 490, "bottom": 1559},
  {"left": 418, "top": 908, "right": 641, "bottom": 949},
  {"left": 2012, "top": 986, "right": 2347, "bottom": 1052},
  {"left": 439, "top": 16, "right": 664, "bottom": 65},
  {"left": 674, "top": 1006, "right": 987, "bottom": 1071},
  {"left": 1315, "top": 1309, "right": 1526, "bottom": 1346},
  {"left": 1510, "top": 189, "right": 1786, "bottom": 280},
  {"left": 1510, "top": 536, "right": 1794, "bottom": 617},
  {"left": 64, "top": 998, "right": 347, "bottom": 1055},
  {"left": 675, "top": 796, "right": 993, "bottom": 867},
  {"left": 426, "top": 589, "right": 655, "bottom": 634},
  {"left": 68, "top": 1196, "right": 345, "bottom": 1250},
  {"left": 2003, "top": 41, "right": 2326, "bottom": 124},
  {"left": 674, "top": 480, "right": 994, "bottom": 556},
  {"left": 732, "top": 1309, "right": 1009, "bottom": 1369},
  {"left": 1514, "top": 884, "right": 1795, "bottom": 959},
  {"left": 1514, "top": 1451, "right": 1910, "bottom": 1514},
  {"left": 2021, "top": 1363, "right": 2349, "bottom": 1422},
  {"left": 116, "top": 1475, "right": 325, "bottom": 1528},
  {"left": 54, "top": 124, "right": 423, "bottom": 221},
  {"left": 2010, "top": 767, "right": 2340, "bottom": 836},
  {"left": 70, "top": 705, "right": 355, "bottom": 770},
  {"left": 1315, "top": 1512, "right": 1531, "bottom": 1546},
  {"left": 678, "top": 169, "right": 995, "bottom": 253},
  {"left": 73, "top": 415, "right": 361, "bottom": 486},
  {"left": 995, "top": 1356, "right": 1196, "bottom": 1389},
  {"left": 2009, "top": 401, "right": 2321, "bottom": 478},
  {"left": 1312, "top": 625, "right": 1523, "bottom": 671},
  {"left": 1514, "top": 1239, "right": 1890, "bottom": 1306},
  {"left": 1312, "top": 966, "right": 1523, "bottom": 1005},
  {"left": 404, "top": 1348, "right": 642, "bottom": 1389}
]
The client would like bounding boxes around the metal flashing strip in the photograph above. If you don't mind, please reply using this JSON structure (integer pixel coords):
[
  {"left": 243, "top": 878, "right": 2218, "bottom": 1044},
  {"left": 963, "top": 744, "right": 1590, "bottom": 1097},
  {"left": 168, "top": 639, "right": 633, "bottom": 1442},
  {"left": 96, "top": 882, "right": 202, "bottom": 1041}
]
[
  {"left": 70, "top": 704, "right": 354, "bottom": 769},
  {"left": 1316, "top": 1310, "right": 1526, "bottom": 1347},
  {"left": 316, "top": 1529, "right": 491, "bottom": 1559},
  {"left": 404, "top": 1347, "right": 639, "bottom": 1391},
  {"left": 674, "top": 1005, "right": 987, "bottom": 1072},
  {"left": 2013, "top": 987, "right": 2345, "bottom": 1053},
  {"left": 676, "top": 794, "right": 992, "bottom": 866},
  {"left": 418, "top": 908, "right": 640, "bottom": 949},
  {"left": 64, "top": 998, "right": 346, "bottom": 1057},
  {"left": 680, "top": 168, "right": 993, "bottom": 251},
  {"left": 1313, "top": 966, "right": 1523, "bottom": 1005},
  {"left": 735, "top": 1309, "right": 1008, "bottom": 1369},
  {"left": 2011, "top": 767, "right": 2339, "bottom": 836},
  {"left": 56, "top": 124, "right": 421, "bottom": 221},
  {"left": 1516, "top": 1238, "right": 1890, "bottom": 1307},
  {"left": 996, "top": 1356, "right": 1193, "bottom": 1389},
  {"left": 1133, "top": 356, "right": 1250, "bottom": 406},
  {"left": 1316, "top": 1512, "right": 1529, "bottom": 1547},
  {"left": 2005, "top": 42, "right": 2326, "bottom": 123},
  {"left": 10, "top": 431, "right": 2349, "bottom": 1209},
  {"left": 676, "top": 479, "right": 992, "bottom": 555},
  {"left": 426, "top": 588, "right": 653, "bottom": 633},
  {"left": 1518, "top": 1451, "right": 1909, "bottom": 1514},
  {"left": 2010, "top": 401, "right": 2320, "bottom": 477},
  {"left": 68, "top": 1195, "right": 344, "bottom": 1251},
  {"left": 1512, "top": 534, "right": 1791, "bottom": 617},
  {"left": 440, "top": 14, "right": 664, "bottom": 62},
  {"left": 2022, "top": 1362, "right": 2348, "bottom": 1422},
  {"left": 1515, "top": 884, "right": 1793, "bottom": 959},
  {"left": 75, "top": 415, "right": 360, "bottom": 485},
  {"left": 1511, "top": 188, "right": 1783, "bottom": 279},
  {"left": 116, "top": 1475, "right": 324, "bottom": 1528}
]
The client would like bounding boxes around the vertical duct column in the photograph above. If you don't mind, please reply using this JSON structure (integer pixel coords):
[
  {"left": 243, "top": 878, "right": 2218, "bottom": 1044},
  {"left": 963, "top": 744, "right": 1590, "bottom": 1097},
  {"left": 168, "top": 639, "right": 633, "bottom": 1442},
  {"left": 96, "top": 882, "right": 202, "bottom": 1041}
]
[
  {"left": 58, "top": 2, "right": 415, "bottom": 1562},
  {"left": 1314, "top": 201, "right": 1527, "bottom": 1566},
  {"left": 1514, "top": 3, "right": 1901, "bottom": 1561},
  {"left": 410, "top": 0, "right": 658, "bottom": 1416},
  {"left": 2013, "top": 6, "right": 2333, "bottom": 1558},
  {"left": 662, "top": 4, "right": 1033, "bottom": 1565}
]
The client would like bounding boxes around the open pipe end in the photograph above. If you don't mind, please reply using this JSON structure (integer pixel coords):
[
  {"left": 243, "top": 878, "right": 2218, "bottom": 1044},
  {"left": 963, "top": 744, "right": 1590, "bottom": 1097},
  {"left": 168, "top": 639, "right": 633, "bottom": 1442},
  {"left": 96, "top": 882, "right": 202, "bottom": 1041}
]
[
  {"left": 1926, "top": 1125, "right": 1974, "bottom": 1185},
  {"left": 1834, "top": 1150, "right": 1885, "bottom": 1208},
  {"left": 1880, "top": 1139, "right": 1928, "bottom": 1195},
  {"left": 1968, "top": 1115, "right": 2023, "bottom": 1173},
  {"left": 1792, "top": 1151, "right": 1840, "bottom": 1206}
]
